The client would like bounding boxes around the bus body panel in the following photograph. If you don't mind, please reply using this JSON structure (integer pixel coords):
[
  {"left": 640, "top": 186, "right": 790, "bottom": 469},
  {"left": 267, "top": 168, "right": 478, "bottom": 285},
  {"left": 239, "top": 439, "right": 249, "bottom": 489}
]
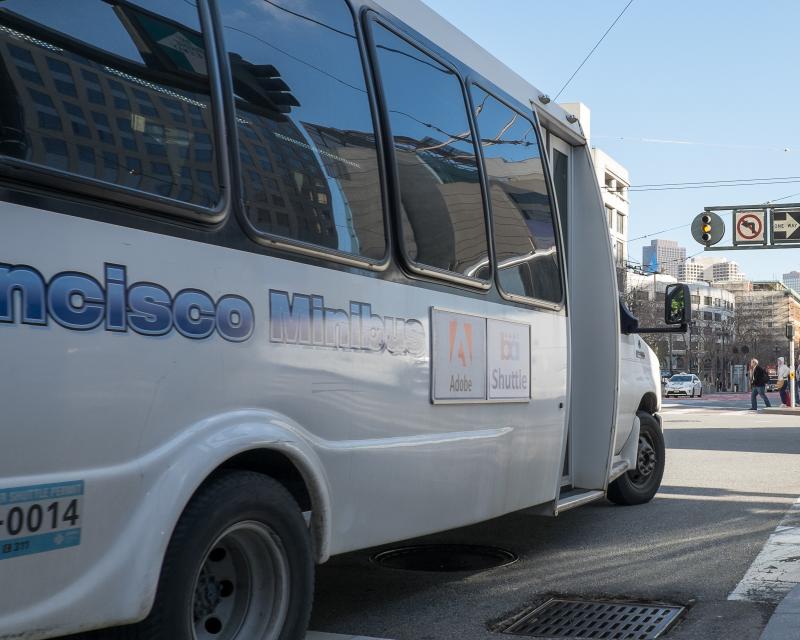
[
  {"left": 0, "top": 1, "right": 645, "bottom": 637},
  {"left": 0, "top": 201, "right": 567, "bottom": 636},
  {"left": 616, "top": 333, "right": 661, "bottom": 455}
]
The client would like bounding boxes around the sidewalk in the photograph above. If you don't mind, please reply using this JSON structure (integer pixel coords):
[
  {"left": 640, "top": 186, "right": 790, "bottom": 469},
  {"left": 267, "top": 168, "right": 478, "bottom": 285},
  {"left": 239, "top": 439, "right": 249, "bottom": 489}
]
[{"left": 760, "top": 585, "right": 800, "bottom": 640}]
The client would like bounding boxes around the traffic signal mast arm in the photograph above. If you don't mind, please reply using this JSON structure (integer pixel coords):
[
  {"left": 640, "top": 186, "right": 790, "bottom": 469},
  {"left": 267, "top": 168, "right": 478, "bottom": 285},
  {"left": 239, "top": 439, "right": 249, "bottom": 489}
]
[{"left": 692, "top": 203, "right": 800, "bottom": 250}]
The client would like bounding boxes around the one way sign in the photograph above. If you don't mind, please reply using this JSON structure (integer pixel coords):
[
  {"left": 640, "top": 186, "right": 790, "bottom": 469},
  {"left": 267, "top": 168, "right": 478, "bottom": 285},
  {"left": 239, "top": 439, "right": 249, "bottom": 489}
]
[{"left": 772, "top": 209, "right": 800, "bottom": 243}]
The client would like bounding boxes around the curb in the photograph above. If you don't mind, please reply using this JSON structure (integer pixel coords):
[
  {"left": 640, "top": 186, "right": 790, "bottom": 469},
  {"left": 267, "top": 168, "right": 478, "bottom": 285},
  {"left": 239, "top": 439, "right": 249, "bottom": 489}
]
[
  {"left": 760, "top": 584, "right": 800, "bottom": 640},
  {"left": 760, "top": 407, "right": 800, "bottom": 415}
]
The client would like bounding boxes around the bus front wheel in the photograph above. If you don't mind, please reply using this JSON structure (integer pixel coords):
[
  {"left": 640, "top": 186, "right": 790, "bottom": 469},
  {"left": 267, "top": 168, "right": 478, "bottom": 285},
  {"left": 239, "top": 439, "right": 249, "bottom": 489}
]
[
  {"left": 119, "top": 470, "right": 313, "bottom": 640},
  {"left": 607, "top": 412, "right": 665, "bottom": 506}
]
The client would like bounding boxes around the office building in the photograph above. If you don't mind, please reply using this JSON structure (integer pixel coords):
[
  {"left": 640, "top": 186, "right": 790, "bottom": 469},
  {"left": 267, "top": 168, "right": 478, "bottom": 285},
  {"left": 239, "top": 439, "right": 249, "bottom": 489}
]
[
  {"left": 592, "top": 148, "right": 629, "bottom": 266},
  {"left": 783, "top": 271, "right": 800, "bottom": 294},
  {"left": 561, "top": 103, "right": 629, "bottom": 266},
  {"left": 642, "top": 239, "right": 686, "bottom": 279},
  {"left": 679, "top": 258, "right": 706, "bottom": 283}
]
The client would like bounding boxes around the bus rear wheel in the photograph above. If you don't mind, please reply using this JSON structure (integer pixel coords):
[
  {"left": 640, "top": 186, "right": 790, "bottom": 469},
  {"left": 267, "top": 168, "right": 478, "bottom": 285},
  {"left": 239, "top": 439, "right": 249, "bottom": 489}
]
[
  {"left": 118, "top": 470, "right": 313, "bottom": 640},
  {"left": 607, "top": 412, "right": 665, "bottom": 506}
]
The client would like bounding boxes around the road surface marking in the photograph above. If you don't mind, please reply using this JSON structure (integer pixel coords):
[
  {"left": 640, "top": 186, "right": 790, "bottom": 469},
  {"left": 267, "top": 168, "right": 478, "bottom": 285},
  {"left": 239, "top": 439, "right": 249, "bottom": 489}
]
[
  {"left": 307, "top": 633, "right": 393, "bottom": 640},
  {"left": 729, "top": 496, "right": 800, "bottom": 604},
  {"left": 662, "top": 407, "right": 749, "bottom": 417}
]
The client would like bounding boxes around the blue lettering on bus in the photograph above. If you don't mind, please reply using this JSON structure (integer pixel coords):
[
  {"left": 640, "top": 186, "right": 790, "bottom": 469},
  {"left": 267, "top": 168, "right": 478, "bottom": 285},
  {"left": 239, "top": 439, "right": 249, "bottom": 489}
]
[
  {"left": 269, "top": 289, "right": 425, "bottom": 356},
  {"left": 173, "top": 289, "right": 216, "bottom": 339},
  {"left": 127, "top": 282, "right": 173, "bottom": 336},
  {"left": 0, "top": 262, "right": 254, "bottom": 342},
  {"left": 48, "top": 272, "right": 105, "bottom": 331}
]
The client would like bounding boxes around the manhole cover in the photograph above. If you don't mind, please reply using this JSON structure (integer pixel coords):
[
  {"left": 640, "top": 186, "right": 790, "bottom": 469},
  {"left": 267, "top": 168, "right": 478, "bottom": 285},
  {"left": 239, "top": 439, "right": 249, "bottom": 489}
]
[
  {"left": 503, "top": 598, "right": 685, "bottom": 639},
  {"left": 371, "top": 544, "right": 517, "bottom": 572}
]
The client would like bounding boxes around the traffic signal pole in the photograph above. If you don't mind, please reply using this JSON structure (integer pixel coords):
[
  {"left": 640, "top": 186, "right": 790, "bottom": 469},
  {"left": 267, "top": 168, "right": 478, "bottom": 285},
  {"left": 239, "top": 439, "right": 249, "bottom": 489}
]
[
  {"left": 692, "top": 203, "right": 800, "bottom": 251},
  {"left": 788, "top": 324, "right": 796, "bottom": 408},
  {"left": 691, "top": 206, "right": 800, "bottom": 408},
  {"left": 791, "top": 342, "right": 795, "bottom": 408}
]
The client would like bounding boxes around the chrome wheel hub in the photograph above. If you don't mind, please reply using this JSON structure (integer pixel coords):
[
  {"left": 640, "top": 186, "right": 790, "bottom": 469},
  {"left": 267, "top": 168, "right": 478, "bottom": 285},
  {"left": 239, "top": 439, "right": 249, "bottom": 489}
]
[{"left": 191, "top": 522, "right": 290, "bottom": 640}]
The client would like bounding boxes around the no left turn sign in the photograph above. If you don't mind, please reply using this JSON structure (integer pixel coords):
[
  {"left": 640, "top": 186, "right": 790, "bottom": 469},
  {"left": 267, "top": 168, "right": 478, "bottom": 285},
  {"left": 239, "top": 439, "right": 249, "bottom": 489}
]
[{"left": 734, "top": 210, "right": 766, "bottom": 244}]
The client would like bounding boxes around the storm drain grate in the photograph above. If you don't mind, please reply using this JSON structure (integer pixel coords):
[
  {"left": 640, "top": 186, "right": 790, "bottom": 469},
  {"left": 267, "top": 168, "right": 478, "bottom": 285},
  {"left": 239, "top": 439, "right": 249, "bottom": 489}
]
[{"left": 502, "top": 598, "right": 685, "bottom": 639}]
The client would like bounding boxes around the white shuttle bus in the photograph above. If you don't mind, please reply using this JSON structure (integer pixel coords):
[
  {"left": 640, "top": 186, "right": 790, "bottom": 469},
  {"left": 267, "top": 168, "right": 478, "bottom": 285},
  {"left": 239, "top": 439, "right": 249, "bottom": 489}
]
[{"left": 0, "top": 1, "right": 689, "bottom": 638}]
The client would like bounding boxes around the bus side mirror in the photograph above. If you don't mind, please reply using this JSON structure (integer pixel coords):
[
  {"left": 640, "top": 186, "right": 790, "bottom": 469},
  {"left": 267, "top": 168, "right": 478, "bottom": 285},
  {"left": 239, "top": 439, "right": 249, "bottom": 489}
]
[{"left": 665, "top": 284, "right": 690, "bottom": 325}]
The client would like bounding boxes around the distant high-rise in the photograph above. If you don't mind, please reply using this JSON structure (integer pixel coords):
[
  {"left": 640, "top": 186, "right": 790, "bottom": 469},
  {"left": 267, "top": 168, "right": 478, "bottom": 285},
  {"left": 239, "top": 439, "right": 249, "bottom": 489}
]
[
  {"left": 784, "top": 271, "right": 800, "bottom": 293},
  {"left": 642, "top": 239, "right": 686, "bottom": 279},
  {"left": 679, "top": 258, "right": 706, "bottom": 283},
  {"left": 710, "top": 260, "right": 744, "bottom": 283},
  {"left": 678, "top": 256, "right": 745, "bottom": 284}
]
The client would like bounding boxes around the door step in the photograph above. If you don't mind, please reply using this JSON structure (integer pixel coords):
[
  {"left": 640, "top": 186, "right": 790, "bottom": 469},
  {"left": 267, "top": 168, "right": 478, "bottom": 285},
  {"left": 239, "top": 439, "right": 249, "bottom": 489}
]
[{"left": 556, "top": 488, "right": 605, "bottom": 514}]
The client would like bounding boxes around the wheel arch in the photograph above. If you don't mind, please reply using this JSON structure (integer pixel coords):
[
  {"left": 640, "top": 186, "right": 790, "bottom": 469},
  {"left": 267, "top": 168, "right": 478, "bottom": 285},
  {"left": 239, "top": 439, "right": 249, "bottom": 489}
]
[
  {"left": 637, "top": 392, "right": 658, "bottom": 416},
  {"left": 211, "top": 446, "right": 329, "bottom": 564},
  {"left": 147, "top": 414, "right": 335, "bottom": 572}
]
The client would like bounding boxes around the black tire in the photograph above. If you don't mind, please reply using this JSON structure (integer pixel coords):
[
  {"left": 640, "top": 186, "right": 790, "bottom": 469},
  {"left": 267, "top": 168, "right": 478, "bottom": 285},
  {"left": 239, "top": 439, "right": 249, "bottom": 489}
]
[
  {"left": 607, "top": 412, "right": 665, "bottom": 506},
  {"left": 107, "top": 470, "right": 313, "bottom": 640}
]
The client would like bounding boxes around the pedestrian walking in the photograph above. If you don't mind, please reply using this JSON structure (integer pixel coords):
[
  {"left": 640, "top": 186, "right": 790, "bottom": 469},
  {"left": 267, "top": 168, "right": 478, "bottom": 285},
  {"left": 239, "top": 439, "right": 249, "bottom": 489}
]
[
  {"left": 750, "top": 358, "right": 771, "bottom": 410},
  {"left": 776, "top": 356, "right": 791, "bottom": 406}
]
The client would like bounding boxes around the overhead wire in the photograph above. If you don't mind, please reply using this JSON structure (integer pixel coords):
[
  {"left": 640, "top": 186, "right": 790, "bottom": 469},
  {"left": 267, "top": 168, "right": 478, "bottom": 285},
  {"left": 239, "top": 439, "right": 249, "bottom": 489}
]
[
  {"left": 608, "top": 179, "right": 800, "bottom": 193},
  {"left": 613, "top": 175, "right": 800, "bottom": 189},
  {"left": 765, "top": 190, "right": 800, "bottom": 204},
  {"left": 592, "top": 135, "right": 792, "bottom": 153},
  {"left": 553, "top": 0, "right": 636, "bottom": 101},
  {"left": 625, "top": 248, "right": 705, "bottom": 271},
  {"left": 626, "top": 223, "right": 690, "bottom": 243}
]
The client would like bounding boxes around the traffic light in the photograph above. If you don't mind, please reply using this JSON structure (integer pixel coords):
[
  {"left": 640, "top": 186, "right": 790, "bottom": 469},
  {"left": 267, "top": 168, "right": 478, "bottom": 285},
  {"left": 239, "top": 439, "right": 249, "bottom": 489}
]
[
  {"left": 701, "top": 214, "right": 712, "bottom": 243},
  {"left": 691, "top": 211, "right": 724, "bottom": 246}
]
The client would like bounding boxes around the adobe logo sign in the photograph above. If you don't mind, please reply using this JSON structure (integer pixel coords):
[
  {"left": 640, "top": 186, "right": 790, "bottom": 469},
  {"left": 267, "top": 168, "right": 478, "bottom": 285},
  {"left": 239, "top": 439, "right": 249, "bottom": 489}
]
[
  {"left": 433, "top": 310, "right": 486, "bottom": 400},
  {"left": 449, "top": 319, "right": 473, "bottom": 367}
]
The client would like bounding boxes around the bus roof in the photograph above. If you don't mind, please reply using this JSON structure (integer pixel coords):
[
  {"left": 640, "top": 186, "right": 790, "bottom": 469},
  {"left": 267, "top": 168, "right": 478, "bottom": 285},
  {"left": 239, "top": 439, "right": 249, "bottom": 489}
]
[{"left": 369, "top": 0, "right": 587, "bottom": 145}]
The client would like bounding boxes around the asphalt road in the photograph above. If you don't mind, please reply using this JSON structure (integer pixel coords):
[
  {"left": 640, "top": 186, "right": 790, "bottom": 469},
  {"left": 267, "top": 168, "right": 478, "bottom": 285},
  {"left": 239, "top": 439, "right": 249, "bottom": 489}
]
[
  {"left": 55, "top": 398, "right": 800, "bottom": 640},
  {"left": 309, "top": 402, "right": 800, "bottom": 640},
  {"left": 664, "top": 391, "right": 785, "bottom": 411}
]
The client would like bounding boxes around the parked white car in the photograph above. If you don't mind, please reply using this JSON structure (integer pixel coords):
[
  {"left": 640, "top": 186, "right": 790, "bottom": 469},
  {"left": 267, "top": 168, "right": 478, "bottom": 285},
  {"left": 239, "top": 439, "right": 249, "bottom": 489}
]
[{"left": 665, "top": 374, "right": 703, "bottom": 398}]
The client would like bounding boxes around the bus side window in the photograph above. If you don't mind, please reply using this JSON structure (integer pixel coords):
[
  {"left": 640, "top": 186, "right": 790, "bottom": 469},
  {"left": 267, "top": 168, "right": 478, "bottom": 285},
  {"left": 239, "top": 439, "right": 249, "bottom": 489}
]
[
  {"left": 219, "top": 0, "right": 386, "bottom": 261},
  {"left": 470, "top": 86, "right": 563, "bottom": 305},
  {"left": 369, "top": 22, "right": 489, "bottom": 284},
  {"left": 0, "top": 1, "right": 221, "bottom": 209}
]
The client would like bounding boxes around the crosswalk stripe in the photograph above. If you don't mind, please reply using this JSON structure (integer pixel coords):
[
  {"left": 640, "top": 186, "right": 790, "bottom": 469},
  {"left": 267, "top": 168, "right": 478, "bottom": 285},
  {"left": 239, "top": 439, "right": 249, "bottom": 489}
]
[
  {"left": 728, "top": 496, "right": 800, "bottom": 603},
  {"left": 663, "top": 408, "right": 747, "bottom": 417}
]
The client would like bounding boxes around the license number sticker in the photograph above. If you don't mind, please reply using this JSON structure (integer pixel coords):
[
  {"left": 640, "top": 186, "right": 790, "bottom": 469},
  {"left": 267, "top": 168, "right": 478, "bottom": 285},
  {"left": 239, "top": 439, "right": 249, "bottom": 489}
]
[{"left": 0, "top": 481, "right": 83, "bottom": 560}]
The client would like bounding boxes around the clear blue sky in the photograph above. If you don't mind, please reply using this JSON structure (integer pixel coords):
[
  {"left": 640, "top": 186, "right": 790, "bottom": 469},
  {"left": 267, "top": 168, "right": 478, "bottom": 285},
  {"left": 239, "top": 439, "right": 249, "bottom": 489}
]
[{"left": 421, "top": 0, "right": 800, "bottom": 280}]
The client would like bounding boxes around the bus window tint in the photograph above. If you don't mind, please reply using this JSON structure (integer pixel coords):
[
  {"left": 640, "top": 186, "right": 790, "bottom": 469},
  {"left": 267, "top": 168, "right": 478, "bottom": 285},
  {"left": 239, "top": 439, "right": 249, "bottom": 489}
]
[
  {"left": 371, "top": 24, "right": 488, "bottom": 280},
  {"left": 0, "top": 1, "right": 221, "bottom": 208},
  {"left": 471, "top": 87, "right": 563, "bottom": 304},
  {"left": 219, "top": 0, "right": 385, "bottom": 260}
]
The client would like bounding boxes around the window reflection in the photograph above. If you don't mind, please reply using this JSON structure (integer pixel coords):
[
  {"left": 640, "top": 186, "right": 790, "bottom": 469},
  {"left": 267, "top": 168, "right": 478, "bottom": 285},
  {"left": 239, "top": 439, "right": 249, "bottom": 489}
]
[
  {"left": 0, "top": 1, "right": 220, "bottom": 207},
  {"left": 220, "top": 0, "right": 385, "bottom": 260},
  {"left": 471, "top": 86, "right": 563, "bottom": 303},
  {"left": 371, "top": 23, "right": 488, "bottom": 280}
]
